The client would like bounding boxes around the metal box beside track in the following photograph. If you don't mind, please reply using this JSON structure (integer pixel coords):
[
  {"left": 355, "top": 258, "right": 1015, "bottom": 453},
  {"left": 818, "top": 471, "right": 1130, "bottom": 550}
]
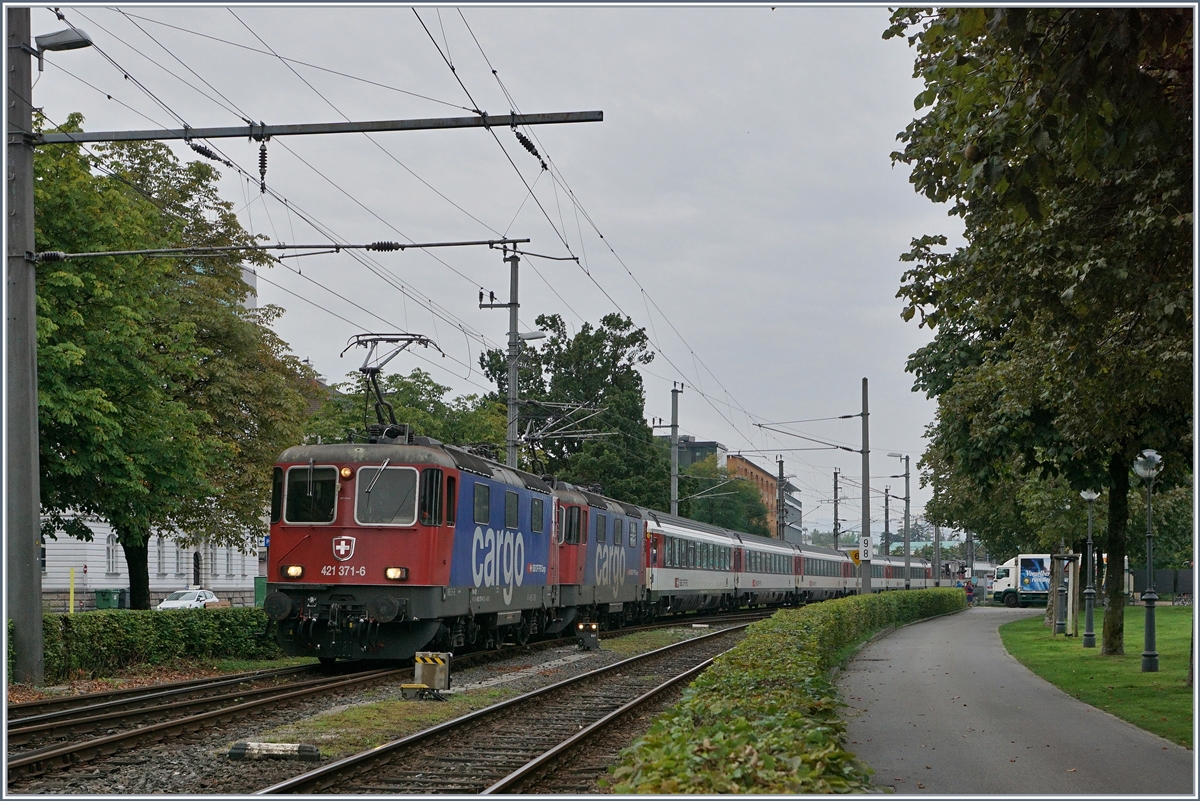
[{"left": 414, "top": 651, "right": 452, "bottom": 690}]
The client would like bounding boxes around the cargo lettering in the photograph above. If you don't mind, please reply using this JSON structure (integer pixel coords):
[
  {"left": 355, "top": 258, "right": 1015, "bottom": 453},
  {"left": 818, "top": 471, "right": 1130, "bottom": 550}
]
[
  {"left": 472, "top": 526, "right": 525, "bottom": 605},
  {"left": 595, "top": 543, "right": 626, "bottom": 587}
]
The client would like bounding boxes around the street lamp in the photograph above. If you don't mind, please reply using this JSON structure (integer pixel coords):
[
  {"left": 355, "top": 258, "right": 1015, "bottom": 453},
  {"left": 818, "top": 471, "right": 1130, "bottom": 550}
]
[
  {"left": 887, "top": 452, "right": 911, "bottom": 590},
  {"left": 1133, "top": 449, "right": 1163, "bottom": 672},
  {"left": 1080, "top": 489, "right": 1100, "bottom": 648}
]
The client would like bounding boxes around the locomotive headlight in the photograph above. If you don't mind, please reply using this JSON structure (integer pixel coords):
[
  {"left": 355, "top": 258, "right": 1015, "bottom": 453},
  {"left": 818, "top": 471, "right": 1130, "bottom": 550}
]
[
  {"left": 282, "top": 564, "right": 304, "bottom": 579},
  {"left": 385, "top": 567, "right": 409, "bottom": 581},
  {"left": 340, "top": 466, "right": 352, "bottom": 479}
]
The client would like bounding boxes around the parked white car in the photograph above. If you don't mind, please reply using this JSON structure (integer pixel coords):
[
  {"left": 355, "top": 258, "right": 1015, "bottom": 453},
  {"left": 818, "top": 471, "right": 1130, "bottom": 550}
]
[{"left": 156, "top": 589, "right": 219, "bottom": 610}]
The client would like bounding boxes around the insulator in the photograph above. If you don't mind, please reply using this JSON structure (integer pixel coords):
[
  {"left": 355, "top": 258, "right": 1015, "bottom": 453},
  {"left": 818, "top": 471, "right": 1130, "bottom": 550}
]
[
  {"left": 367, "top": 241, "right": 402, "bottom": 252},
  {"left": 188, "top": 141, "right": 220, "bottom": 162},
  {"left": 515, "top": 131, "right": 540, "bottom": 160},
  {"left": 37, "top": 251, "right": 67, "bottom": 262},
  {"left": 258, "top": 142, "right": 268, "bottom": 194}
]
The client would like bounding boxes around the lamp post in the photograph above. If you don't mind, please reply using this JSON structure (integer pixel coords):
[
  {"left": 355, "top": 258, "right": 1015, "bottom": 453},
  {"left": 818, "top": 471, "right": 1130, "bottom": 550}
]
[
  {"left": 1133, "top": 449, "right": 1163, "bottom": 672},
  {"left": 1080, "top": 489, "right": 1100, "bottom": 648}
]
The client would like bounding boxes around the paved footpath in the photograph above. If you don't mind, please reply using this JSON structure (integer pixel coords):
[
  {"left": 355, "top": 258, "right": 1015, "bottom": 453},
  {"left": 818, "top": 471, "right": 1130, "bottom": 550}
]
[{"left": 836, "top": 606, "right": 1194, "bottom": 795}]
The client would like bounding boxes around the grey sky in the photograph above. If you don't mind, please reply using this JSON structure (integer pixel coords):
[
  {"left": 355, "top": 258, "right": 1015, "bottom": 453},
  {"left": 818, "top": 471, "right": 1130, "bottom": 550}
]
[{"left": 28, "top": 4, "right": 965, "bottom": 538}]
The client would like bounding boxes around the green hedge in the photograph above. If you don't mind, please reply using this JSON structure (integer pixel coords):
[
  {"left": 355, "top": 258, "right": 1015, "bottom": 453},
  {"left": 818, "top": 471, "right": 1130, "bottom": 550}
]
[
  {"left": 9, "top": 607, "right": 281, "bottom": 685},
  {"left": 610, "top": 588, "right": 965, "bottom": 793}
]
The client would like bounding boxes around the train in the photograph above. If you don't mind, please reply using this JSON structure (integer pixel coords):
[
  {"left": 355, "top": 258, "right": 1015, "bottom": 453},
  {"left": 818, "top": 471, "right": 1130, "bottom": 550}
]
[{"left": 262, "top": 427, "right": 936, "bottom": 663}]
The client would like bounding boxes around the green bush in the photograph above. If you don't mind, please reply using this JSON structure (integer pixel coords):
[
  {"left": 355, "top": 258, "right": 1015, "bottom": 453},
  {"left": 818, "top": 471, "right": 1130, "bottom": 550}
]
[
  {"left": 9, "top": 607, "right": 281, "bottom": 684},
  {"left": 610, "top": 589, "right": 965, "bottom": 793}
]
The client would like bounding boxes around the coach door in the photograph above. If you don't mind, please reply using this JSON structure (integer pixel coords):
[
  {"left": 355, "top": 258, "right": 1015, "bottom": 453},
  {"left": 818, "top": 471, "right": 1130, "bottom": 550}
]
[{"left": 555, "top": 503, "right": 587, "bottom": 586}]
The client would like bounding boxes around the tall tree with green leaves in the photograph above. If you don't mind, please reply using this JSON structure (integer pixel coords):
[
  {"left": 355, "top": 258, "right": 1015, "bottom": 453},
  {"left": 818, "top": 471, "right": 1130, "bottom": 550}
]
[
  {"left": 887, "top": 9, "right": 1192, "bottom": 654},
  {"left": 304, "top": 368, "right": 507, "bottom": 450},
  {"left": 679, "top": 455, "right": 770, "bottom": 537},
  {"left": 480, "top": 312, "right": 669, "bottom": 509},
  {"left": 36, "top": 116, "right": 320, "bottom": 608}
]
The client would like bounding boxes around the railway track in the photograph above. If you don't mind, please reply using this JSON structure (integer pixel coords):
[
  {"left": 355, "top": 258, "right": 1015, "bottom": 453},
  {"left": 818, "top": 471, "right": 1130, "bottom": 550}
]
[
  {"left": 6, "top": 609, "right": 772, "bottom": 789},
  {"left": 6, "top": 666, "right": 407, "bottom": 783},
  {"left": 256, "top": 625, "right": 746, "bottom": 794}
]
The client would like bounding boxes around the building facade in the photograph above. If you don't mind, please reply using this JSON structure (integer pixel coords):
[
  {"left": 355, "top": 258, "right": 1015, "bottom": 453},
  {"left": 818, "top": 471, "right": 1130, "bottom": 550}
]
[
  {"left": 725, "top": 454, "right": 779, "bottom": 536},
  {"left": 40, "top": 515, "right": 261, "bottom": 612}
]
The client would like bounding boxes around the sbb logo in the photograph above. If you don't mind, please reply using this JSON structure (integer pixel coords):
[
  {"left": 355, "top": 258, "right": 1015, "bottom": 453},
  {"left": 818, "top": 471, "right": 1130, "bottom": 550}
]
[{"left": 472, "top": 526, "right": 525, "bottom": 605}]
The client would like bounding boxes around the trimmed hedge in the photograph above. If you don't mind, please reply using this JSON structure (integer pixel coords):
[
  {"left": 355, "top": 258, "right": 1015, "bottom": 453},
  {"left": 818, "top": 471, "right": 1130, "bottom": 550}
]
[
  {"left": 9, "top": 607, "right": 281, "bottom": 685},
  {"left": 610, "top": 588, "right": 966, "bottom": 793}
]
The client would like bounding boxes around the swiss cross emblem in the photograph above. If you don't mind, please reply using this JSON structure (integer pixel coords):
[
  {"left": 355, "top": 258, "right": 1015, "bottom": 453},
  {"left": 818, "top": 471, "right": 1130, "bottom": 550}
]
[{"left": 332, "top": 536, "right": 356, "bottom": 561}]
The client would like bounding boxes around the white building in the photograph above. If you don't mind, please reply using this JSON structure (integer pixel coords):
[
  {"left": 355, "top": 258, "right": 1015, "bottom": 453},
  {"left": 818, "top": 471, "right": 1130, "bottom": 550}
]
[{"left": 40, "top": 515, "right": 262, "bottom": 612}]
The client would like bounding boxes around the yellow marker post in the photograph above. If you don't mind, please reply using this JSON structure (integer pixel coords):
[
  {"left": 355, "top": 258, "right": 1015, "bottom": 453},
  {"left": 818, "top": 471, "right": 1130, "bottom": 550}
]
[{"left": 849, "top": 549, "right": 861, "bottom": 567}]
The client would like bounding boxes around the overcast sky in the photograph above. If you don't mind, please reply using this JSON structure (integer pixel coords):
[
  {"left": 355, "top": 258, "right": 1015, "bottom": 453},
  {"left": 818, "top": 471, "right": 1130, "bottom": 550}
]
[{"left": 28, "top": 4, "right": 966, "bottom": 540}]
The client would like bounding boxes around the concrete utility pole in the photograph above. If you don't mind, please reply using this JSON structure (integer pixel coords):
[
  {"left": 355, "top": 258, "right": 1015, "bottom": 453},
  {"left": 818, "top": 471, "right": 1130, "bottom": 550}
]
[
  {"left": 479, "top": 248, "right": 525, "bottom": 467},
  {"left": 860, "top": 377, "right": 872, "bottom": 594},
  {"left": 833, "top": 469, "right": 840, "bottom": 550},
  {"left": 902, "top": 455, "right": 911, "bottom": 589},
  {"left": 933, "top": 523, "right": 942, "bottom": 586},
  {"left": 883, "top": 487, "right": 890, "bottom": 557},
  {"left": 8, "top": 7, "right": 43, "bottom": 684},
  {"left": 777, "top": 456, "right": 785, "bottom": 540},
  {"left": 670, "top": 384, "right": 681, "bottom": 515}
]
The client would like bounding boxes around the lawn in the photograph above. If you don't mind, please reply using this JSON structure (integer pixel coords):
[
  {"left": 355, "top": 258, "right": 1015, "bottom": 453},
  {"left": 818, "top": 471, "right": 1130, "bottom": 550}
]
[{"left": 999, "top": 605, "right": 1193, "bottom": 748}]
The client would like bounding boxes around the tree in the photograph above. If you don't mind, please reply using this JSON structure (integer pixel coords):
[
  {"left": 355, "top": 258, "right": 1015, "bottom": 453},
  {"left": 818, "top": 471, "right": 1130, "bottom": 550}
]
[
  {"left": 304, "top": 368, "right": 507, "bottom": 449},
  {"left": 481, "top": 313, "right": 670, "bottom": 509},
  {"left": 36, "top": 116, "right": 320, "bottom": 608},
  {"left": 678, "top": 456, "right": 770, "bottom": 537},
  {"left": 888, "top": 9, "right": 1192, "bottom": 654}
]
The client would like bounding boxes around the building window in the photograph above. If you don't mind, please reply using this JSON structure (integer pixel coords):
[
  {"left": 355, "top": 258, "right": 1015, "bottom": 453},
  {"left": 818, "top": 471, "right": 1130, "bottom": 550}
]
[
  {"left": 175, "top": 543, "right": 185, "bottom": 578},
  {"left": 225, "top": 546, "right": 234, "bottom": 577},
  {"left": 39, "top": 535, "right": 46, "bottom": 573},
  {"left": 156, "top": 534, "right": 165, "bottom": 577},
  {"left": 106, "top": 534, "right": 119, "bottom": 576},
  {"left": 209, "top": 542, "right": 218, "bottom": 577}
]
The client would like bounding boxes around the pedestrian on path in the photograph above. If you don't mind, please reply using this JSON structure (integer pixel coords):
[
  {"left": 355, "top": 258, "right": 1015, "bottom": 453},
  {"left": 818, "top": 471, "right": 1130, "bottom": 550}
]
[{"left": 964, "top": 582, "right": 974, "bottom": 606}]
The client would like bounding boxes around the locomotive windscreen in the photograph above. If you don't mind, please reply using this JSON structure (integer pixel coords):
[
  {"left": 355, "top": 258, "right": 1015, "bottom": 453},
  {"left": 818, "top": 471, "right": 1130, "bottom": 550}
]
[
  {"left": 356, "top": 466, "right": 418, "bottom": 525},
  {"left": 285, "top": 466, "right": 338, "bottom": 523}
]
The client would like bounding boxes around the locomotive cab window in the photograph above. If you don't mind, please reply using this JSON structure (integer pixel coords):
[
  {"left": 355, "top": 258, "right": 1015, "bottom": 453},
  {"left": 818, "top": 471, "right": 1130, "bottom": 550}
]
[
  {"left": 474, "top": 483, "right": 491, "bottom": 525},
  {"left": 270, "top": 467, "right": 283, "bottom": 524},
  {"left": 596, "top": 513, "right": 607, "bottom": 543},
  {"left": 614, "top": 519, "right": 623, "bottom": 547},
  {"left": 285, "top": 465, "right": 338, "bottom": 524},
  {"left": 629, "top": 523, "right": 638, "bottom": 548},
  {"left": 419, "top": 468, "right": 443, "bottom": 526},
  {"left": 506, "top": 491, "right": 519, "bottom": 529},
  {"left": 445, "top": 477, "right": 456, "bottom": 526},
  {"left": 531, "top": 497, "right": 545, "bottom": 534},
  {"left": 355, "top": 465, "right": 419, "bottom": 526}
]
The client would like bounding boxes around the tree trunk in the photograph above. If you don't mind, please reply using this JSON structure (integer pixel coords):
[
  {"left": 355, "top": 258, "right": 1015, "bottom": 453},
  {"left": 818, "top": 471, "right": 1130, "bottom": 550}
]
[
  {"left": 1044, "top": 555, "right": 1061, "bottom": 628},
  {"left": 119, "top": 534, "right": 152, "bottom": 610},
  {"left": 1100, "top": 451, "right": 1129, "bottom": 655}
]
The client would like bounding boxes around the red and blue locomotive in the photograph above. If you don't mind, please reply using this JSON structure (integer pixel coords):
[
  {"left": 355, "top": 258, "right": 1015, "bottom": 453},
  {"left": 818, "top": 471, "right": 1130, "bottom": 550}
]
[{"left": 262, "top": 423, "right": 651, "bottom": 663}]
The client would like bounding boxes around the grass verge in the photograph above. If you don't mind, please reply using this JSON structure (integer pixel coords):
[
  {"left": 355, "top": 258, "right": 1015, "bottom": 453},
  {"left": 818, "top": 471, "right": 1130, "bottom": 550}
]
[{"left": 999, "top": 606, "right": 1193, "bottom": 748}]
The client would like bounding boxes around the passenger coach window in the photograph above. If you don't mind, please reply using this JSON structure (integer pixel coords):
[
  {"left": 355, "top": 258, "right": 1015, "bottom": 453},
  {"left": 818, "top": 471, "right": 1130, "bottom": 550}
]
[
  {"left": 474, "top": 484, "right": 490, "bottom": 525},
  {"left": 506, "top": 491, "right": 519, "bottom": 529},
  {"left": 356, "top": 466, "right": 418, "bottom": 525},
  {"left": 596, "top": 513, "right": 607, "bottom": 543},
  {"left": 531, "top": 497, "right": 545, "bottom": 534},
  {"left": 419, "top": 468, "right": 443, "bottom": 526},
  {"left": 270, "top": 467, "right": 283, "bottom": 523},
  {"left": 445, "top": 477, "right": 456, "bottom": 525},
  {"left": 285, "top": 465, "right": 338, "bottom": 523}
]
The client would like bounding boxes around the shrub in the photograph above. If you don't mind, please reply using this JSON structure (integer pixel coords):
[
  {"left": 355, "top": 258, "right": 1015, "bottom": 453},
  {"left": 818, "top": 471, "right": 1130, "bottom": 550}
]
[
  {"left": 610, "top": 589, "right": 964, "bottom": 793},
  {"left": 8, "top": 607, "right": 281, "bottom": 684}
]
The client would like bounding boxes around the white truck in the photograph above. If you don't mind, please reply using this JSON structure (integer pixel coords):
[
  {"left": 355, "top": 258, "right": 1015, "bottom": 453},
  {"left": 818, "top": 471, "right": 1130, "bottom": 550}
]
[{"left": 991, "top": 554, "right": 1051, "bottom": 608}]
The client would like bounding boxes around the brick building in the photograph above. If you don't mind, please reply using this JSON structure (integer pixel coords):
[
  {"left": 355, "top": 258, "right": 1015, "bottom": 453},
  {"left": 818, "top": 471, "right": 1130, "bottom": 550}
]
[{"left": 725, "top": 454, "right": 779, "bottom": 536}]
